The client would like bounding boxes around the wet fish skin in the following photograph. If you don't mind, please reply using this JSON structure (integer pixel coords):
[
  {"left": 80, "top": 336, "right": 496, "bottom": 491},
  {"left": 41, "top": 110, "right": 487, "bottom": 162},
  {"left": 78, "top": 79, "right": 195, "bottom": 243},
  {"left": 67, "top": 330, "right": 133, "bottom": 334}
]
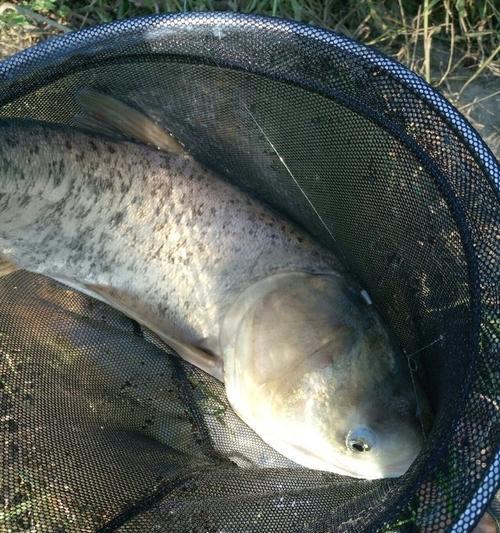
[
  {"left": 0, "top": 119, "right": 337, "bottom": 354},
  {"left": 0, "top": 112, "right": 427, "bottom": 479}
]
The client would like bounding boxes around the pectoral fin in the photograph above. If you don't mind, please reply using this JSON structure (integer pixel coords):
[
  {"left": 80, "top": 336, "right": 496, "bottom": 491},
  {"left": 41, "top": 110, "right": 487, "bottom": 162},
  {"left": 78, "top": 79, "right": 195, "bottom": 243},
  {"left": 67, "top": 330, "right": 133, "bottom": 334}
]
[
  {"left": 197, "top": 335, "right": 220, "bottom": 357},
  {"left": 0, "top": 255, "right": 19, "bottom": 277},
  {"left": 83, "top": 282, "right": 224, "bottom": 382},
  {"left": 76, "top": 88, "right": 186, "bottom": 155}
]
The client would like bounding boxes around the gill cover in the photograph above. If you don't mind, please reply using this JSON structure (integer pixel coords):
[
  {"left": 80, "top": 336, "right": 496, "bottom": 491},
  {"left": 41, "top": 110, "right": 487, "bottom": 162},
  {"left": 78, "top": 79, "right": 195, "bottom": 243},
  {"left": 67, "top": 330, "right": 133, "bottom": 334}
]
[
  {"left": 220, "top": 271, "right": 425, "bottom": 478},
  {"left": 220, "top": 271, "right": 355, "bottom": 406}
]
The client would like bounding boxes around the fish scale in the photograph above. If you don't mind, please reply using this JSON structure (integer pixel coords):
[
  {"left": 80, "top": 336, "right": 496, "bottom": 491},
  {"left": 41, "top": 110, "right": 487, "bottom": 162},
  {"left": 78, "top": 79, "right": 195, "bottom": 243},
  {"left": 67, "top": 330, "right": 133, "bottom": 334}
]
[
  {"left": 0, "top": 104, "right": 428, "bottom": 479},
  {"left": 0, "top": 120, "right": 338, "bottom": 354}
]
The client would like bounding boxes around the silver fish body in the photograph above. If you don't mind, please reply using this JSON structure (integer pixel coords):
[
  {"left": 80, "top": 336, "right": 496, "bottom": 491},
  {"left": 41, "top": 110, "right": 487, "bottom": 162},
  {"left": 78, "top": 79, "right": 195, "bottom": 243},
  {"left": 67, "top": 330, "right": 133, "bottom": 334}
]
[
  {"left": 0, "top": 121, "right": 340, "bottom": 372},
  {"left": 0, "top": 115, "right": 427, "bottom": 479}
]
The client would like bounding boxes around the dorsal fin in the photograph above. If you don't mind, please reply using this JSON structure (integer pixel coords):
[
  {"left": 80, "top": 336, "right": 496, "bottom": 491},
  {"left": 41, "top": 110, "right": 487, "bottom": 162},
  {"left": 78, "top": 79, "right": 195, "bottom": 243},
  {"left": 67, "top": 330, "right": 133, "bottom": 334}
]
[{"left": 76, "top": 88, "right": 186, "bottom": 155}]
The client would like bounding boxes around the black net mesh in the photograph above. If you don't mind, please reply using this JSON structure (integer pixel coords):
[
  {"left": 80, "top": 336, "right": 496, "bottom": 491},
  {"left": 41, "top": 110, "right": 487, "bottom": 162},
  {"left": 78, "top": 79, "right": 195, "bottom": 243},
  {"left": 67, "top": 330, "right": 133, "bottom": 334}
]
[{"left": 0, "top": 12, "right": 498, "bottom": 532}]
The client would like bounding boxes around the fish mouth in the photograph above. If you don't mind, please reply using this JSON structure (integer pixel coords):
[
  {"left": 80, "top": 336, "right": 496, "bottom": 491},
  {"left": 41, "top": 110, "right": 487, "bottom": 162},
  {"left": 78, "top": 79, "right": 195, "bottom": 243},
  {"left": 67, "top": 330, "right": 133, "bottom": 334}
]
[
  {"left": 322, "top": 456, "right": 416, "bottom": 479},
  {"left": 365, "top": 449, "right": 421, "bottom": 479},
  {"left": 284, "top": 441, "right": 418, "bottom": 479},
  {"left": 232, "top": 407, "right": 420, "bottom": 479}
]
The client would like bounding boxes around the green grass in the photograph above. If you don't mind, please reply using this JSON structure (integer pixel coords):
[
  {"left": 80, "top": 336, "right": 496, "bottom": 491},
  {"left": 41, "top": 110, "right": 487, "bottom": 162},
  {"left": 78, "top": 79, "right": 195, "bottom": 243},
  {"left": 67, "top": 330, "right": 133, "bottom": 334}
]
[
  {"left": 0, "top": 3, "right": 497, "bottom": 531},
  {"left": 1, "top": 0, "right": 498, "bottom": 157},
  {"left": 0, "top": 0, "right": 498, "bottom": 83}
]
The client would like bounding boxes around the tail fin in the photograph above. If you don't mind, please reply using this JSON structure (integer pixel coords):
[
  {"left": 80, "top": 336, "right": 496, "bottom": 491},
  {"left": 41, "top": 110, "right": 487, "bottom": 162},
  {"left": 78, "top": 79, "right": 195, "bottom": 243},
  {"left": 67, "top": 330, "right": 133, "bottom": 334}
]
[{"left": 76, "top": 88, "right": 186, "bottom": 155}]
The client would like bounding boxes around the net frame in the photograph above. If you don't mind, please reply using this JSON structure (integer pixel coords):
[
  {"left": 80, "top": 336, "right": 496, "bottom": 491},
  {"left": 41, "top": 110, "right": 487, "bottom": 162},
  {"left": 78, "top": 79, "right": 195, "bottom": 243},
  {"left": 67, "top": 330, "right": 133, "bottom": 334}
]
[{"left": 0, "top": 12, "right": 498, "bottom": 532}]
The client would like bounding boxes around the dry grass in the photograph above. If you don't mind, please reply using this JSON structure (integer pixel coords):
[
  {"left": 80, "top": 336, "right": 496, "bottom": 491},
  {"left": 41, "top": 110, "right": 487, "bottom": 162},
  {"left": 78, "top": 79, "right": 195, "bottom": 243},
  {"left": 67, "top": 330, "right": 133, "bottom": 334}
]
[
  {"left": 0, "top": 3, "right": 497, "bottom": 531},
  {"left": 0, "top": 0, "right": 499, "bottom": 156}
]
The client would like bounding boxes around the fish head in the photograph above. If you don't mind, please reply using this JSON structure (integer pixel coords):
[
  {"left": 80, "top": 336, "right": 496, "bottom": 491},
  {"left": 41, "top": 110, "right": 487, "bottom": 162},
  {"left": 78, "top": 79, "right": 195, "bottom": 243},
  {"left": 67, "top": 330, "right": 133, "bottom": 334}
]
[
  {"left": 221, "top": 272, "right": 430, "bottom": 479},
  {"left": 286, "top": 331, "right": 427, "bottom": 479}
]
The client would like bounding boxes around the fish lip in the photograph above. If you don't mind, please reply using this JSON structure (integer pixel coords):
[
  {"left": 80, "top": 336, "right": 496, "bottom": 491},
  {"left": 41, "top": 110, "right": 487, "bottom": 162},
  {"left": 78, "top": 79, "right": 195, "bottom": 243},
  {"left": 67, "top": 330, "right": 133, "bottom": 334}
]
[
  {"left": 322, "top": 459, "right": 414, "bottom": 479},
  {"left": 242, "top": 418, "right": 418, "bottom": 478},
  {"left": 284, "top": 440, "right": 418, "bottom": 479},
  {"left": 367, "top": 452, "right": 420, "bottom": 479}
]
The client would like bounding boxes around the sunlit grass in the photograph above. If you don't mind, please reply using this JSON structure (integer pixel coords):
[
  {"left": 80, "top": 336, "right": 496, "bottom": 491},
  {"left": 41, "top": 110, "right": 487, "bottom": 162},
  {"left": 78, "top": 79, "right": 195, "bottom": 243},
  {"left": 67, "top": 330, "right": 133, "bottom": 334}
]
[
  {"left": 0, "top": 0, "right": 498, "bottom": 83},
  {"left": 1, "top": 0, "right": 498, "bottom": 156},
  {"left": 0, "top": 2, "right": 497, "bottom": 531}
]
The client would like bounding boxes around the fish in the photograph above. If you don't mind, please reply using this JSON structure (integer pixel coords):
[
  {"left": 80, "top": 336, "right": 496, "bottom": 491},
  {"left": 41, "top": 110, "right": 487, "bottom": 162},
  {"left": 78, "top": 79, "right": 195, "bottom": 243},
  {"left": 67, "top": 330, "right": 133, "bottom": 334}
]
[{"left": 0, "top": 91, "right": 430, "bottom": 479}]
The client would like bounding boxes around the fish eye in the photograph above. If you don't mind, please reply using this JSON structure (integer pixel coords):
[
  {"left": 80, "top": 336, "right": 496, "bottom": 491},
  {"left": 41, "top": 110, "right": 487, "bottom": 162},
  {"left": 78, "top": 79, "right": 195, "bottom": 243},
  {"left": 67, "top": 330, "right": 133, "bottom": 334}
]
[
  {"left": 349, "top": 440, "right": 370, "bottom": 452},
  {"left": 346, "top": 426, "right": 376, "bottom": 453}
]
